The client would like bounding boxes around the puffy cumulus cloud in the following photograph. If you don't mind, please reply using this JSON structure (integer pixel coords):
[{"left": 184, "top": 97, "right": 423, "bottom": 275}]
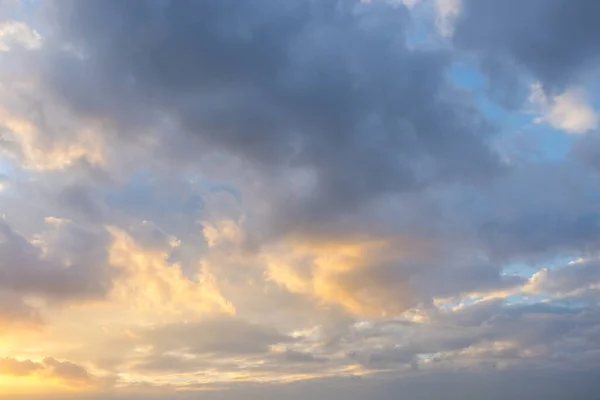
[
  {"left": 529, "top": 83, "right": 598, "bottom": 133},
  {"left": 0, "top": 20, "right": 42, "bottom": 52},
  {"left": 36, "top": 0, "right": 500, "bottom": 240},
  {"left": 1, "top": 0, "right": 600, "bottom": 399}
]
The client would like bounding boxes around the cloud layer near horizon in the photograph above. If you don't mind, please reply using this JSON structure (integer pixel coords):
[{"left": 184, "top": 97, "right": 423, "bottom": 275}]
[{"left": 1, "top": 0, "right": 600, "bottom": 398}]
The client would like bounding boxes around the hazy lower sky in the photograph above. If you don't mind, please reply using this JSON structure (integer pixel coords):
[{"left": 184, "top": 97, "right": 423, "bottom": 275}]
[{"left": 1, "top": 0, "right": 600, "bottom": 398}]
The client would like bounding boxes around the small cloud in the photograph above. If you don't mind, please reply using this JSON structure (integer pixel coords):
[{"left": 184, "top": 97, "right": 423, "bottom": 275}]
[
  {"left": 0, "top": 357, "right": 42, "bottom": 376},
  {"left": 361, "top": 0, "right": 421, "bottom": 7},
  {"left": 41, "top": 357, "right": 94, "bottom": 387},
  {"left": 0, "top": 20, "right": 42, "bottom": 52},
  {"left": 435, "top": 0, "right": 462, "bottom": 37},
  {"left": 400, "top": 0, "right": 422, "bottom": 8},
  {"left": 529, "top": 83, "right": 598, "bottom": 134},
  {"left": 0, "top": 356, "right": 109, "bottom": 389},
  {"left": 0, "top": 174, "right": 8, "bottom": 192},
  {"left": 44, "top": 216, "right": 72, "bottom": 226}
]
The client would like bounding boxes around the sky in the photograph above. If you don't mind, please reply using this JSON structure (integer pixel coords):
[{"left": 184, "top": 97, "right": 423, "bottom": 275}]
[{"left": 1, "top": 0, "right": 600, "bottom": 398}]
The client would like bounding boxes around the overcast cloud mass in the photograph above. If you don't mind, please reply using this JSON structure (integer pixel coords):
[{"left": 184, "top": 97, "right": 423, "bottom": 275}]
[{"left": 0, "top": 0, "right": 600, "bottom": 398}]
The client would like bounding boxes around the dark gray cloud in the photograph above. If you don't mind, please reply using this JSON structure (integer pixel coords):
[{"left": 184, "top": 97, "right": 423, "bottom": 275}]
[
  {"left": 37, "top": 0, "right": 501, "bottom": 240},
  {"left": 408, "top": 160, "right": 600, "bottom": 263},
  {"left": 11, "top": 0, "right": 598, "bottom": 322},
  {"left": 479, "top": 212, "right": 600, "bottom": 260},
  {"left": 455, "top": 0, "right": 600, "bottom": 93}
]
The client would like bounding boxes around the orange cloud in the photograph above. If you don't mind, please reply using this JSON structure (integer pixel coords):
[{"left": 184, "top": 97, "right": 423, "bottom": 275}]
[
  {"left": 0, "top": 107, "right": 105, "bottom": 171},
  {"left": 264, "top": 235, "right": 434, "bottom": 317},
  {"left": 0, "top": 356, "right": 111, "bottom": 391},
  {"left": 107, "top": 227, "right": 235, "bottom": 319}
]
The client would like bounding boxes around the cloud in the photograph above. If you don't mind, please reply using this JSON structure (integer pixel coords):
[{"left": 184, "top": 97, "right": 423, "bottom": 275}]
[
  {"left": 0, "top": 290, "right": 43, "bottom": 332},
  {"left": 529, "top": 83, "right": 598, "bottom": 133},
  {"left": 279, "top": 349, "right": 328, "bottom": 364},
  {"left": 0, "top": 356, "right": 108, "bottom": 389},
  {"left": 0, "top": 0, "right": 600, "bottom": 398},
  {"left": 143, "top": 318, "right": 291, "bottom": 356},
  {"left": 3, "top": 369, "right": 600, "bottom": 400},
  {"left": 0, "top": 357, "right": 42, "bottom": 376},
  {"left": 435, "top": 0, "right": 462, "bottom": 37},
  {"left": 264, "top": 235, "right": 526, "bottom": 317},
  {"left": 0, "top": 100, "right": 105, "bottom": 171},
  {"left": 0, "top": 174, "right": 8, "bottom": 191},
  {"left": 526, "top": 259, "right": 600, "bottom": 297},
  {"left": 455, "top": 0, "right": 600, "bottom": 91},
  {"left": 107, "top": 227, "right": 235, "bottom": 318},
  {"left": 572, "top": 132, "right": 600, "bottom": 174},
  {"left": 0, "top": 219, "right": 112, "bottom": 303},
  {"left": 479, "top": 212, "right": 600, "bottom": 261},
  {"left": 36, "top": 0, "right": 500, "bottom": 241},
  {"left": 0, "top": 21, "right": 42, "bottom": 52}
]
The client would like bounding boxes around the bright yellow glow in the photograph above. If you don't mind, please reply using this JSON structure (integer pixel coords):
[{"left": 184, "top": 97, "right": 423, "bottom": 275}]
[
  {"left": 0, "top": 370, "right": 93, "bottom": 395},
  {"left": 108, "top": 227, "right": 236, "bottom": 318}
]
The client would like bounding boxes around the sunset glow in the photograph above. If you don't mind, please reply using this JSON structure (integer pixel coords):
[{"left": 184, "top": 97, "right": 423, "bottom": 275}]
[{"left": 1, "top": 1, "right": 600, "bottom": 399}]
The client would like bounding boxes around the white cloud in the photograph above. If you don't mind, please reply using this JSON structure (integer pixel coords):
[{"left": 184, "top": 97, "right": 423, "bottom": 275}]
[
  {"left": 529, "top": 82, "right": 598, "bottom": 134},
  {"left": 360, "top": 0, "right": 421, "bottom": 7},
  {"left": 435, "top": 0, "right": 462, "bottom": 37},
  {"left": 400, "top": 0, "right": 422, "bottom": 8},
  {"left": 0, "top": 21, "right": 42, "bottom": 52},
  {"left": 0, "top": 175, "right": 8, "bottom": 192}
]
